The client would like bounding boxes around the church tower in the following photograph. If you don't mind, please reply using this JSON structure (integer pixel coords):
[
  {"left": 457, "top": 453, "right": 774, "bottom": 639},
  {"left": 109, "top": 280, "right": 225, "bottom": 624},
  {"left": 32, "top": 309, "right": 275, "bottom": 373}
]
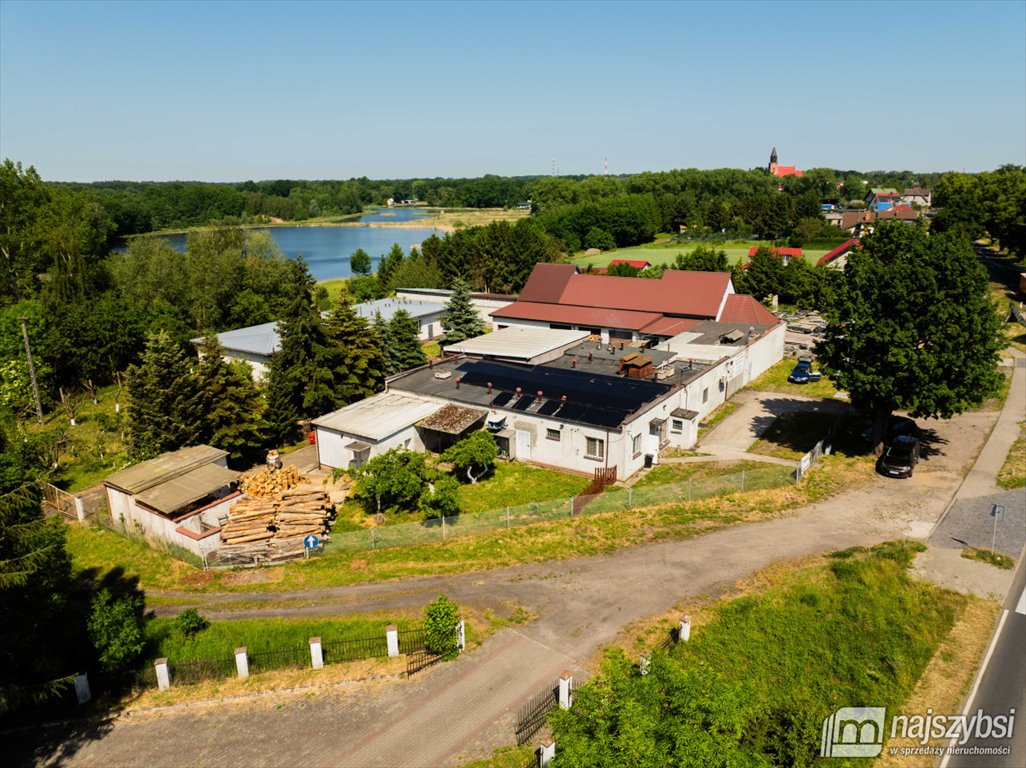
[{"left": 769, "top": 146, "right": 778, "bottom": 174}]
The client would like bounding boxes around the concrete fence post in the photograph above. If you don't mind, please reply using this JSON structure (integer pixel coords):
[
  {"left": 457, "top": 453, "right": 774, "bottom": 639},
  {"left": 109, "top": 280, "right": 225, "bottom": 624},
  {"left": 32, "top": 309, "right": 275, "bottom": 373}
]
[
  {"left": 539, "top": 738, "right": 556, "bottom": 768},
  {"left": 74, "top": 673, "right": 91, "bottom": 704},
  {"left": 73, "top": 496, "right": 86, "bottom": 523},
  {"left": 741, "top": 469, "right": 745, "bottom": 492},
  {"left": 235, "top": 647, "right": 249, "bottom": 679},
  {"left": 627, "top": 488, "right": 633, "bottom": 508},
  {"left": 506, "top": 506, "right": 511, "bottom": 528},
  {"left": 154, "top": 658, "right": 171, "bottom": 690},
  {"left": 558, "top": 670, "right": 573, "bottom": 709},
  {"left": 456, "top": 619, "right": 466, "bottom": 654},
  {"left": 309, "top": 636, "right": 324, "bottom": 670},
  {"left": 639, "top": 654, "right": 650, "bottom": 676},
  {"left": 678, "top": 615, "right": 692, "bottom": 643},
  {"left": 386, "top": 625, "right": 399, "bottom": 658}
]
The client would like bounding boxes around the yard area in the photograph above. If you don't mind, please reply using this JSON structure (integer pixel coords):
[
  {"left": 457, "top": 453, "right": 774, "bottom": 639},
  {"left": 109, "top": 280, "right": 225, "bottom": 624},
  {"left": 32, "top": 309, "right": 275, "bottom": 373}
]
[
  {"left": 745, "top": 357, "right": 844, "bottom": 400},
  {"left": 748, "top": 410, "right": 844, "bottom": 461},
  {"left": 456, "top": 462, "right": 590, "bottom": 514}
]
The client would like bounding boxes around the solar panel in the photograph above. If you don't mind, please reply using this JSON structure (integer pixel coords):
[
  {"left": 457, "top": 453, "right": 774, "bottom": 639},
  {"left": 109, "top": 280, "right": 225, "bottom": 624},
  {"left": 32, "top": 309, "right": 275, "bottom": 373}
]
[
  {"left": 537, "top": 400, "right": 562, "bottom": 416},
  {"left": 512, "top": 395, "right": 535, "bottom": 411},
  {"left": 491, "top": 391, "right": 513, "bottom": 407}
]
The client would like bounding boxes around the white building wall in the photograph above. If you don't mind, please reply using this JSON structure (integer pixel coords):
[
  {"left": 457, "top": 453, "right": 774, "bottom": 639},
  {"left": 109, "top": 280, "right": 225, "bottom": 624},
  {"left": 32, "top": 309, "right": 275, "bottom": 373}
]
[
  {"left": 315, "top": 424, "right": 425, "bottom": 470},
  {"left": 744, "top": 323, "right": 786, "bottom": 383}
]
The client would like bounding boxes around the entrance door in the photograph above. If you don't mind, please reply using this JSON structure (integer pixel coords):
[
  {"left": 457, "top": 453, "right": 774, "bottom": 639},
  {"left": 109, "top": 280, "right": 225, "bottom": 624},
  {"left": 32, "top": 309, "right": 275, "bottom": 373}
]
[{"left": 515, "top": 429, "right": 532, "bottom": 461}]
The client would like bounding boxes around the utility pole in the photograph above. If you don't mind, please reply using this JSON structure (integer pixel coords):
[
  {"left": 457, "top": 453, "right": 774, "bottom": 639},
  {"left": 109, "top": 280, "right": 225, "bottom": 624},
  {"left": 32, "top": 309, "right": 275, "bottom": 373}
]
[{"left": 19, "top": 316, "right": 45, "bottom": 424}]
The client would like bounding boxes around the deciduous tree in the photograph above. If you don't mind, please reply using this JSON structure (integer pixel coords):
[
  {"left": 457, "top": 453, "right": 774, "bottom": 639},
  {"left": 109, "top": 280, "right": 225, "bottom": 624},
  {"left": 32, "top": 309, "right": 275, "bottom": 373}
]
[{"left": 818, "top": 223, "right": 1004, "bottom": 453}]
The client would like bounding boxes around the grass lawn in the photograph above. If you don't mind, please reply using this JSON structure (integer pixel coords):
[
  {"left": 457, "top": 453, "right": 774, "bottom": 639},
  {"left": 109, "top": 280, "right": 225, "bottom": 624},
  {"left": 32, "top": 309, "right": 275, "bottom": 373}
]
[
  {"left": 456, "top": 462, "right": 591, "bottom": 514},
  {"left": 146, "top": 613, "right": 422, "bottom": 662},
  {"left": 572, "top": 241, "right": 830, "bottom": 270},
  {"left": 997, "top": 420, "right": 1026, "bottom": 489},
  {"left": 745, "top": 357, "right": 844, "bottom": 400},
  {"left": 549, "top": 541, "right": 967, "bottom": 764},
  {"left": 988, "top": 279, "right": 1026, "bottom": 353},
  {"left": 632, "top": 460, "right": 782, "bottom": 488},
  {"left": 748, "top": 411, "right": 844, "bottom": 461}
]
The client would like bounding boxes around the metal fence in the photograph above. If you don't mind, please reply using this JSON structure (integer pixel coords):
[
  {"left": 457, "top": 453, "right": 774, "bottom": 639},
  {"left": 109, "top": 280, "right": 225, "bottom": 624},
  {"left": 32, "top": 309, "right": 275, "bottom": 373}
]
[
  {"left": 248, "top": 645, "right": 309, "bottom": 673},
  {"left": 324, "top": 465, "right": 794, "bottom": 556},
  {"left": 515, "top": 682, "right": 559, "bottom": 745},
  {"left": 168, "top": 656, "right": 237, "bottom": 686},
  {"left": 322, "top": 634, "right": 389, "bottom": 664}
]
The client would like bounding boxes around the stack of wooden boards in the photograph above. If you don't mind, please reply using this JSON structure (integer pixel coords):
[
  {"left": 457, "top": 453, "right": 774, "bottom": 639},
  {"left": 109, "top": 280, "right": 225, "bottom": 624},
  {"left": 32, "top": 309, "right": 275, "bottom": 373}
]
[
  {"left": 240, "top": 464, "right": 303, "bottom": 496},
  {"left": 219, "top": 486, "right": 334, "bottom": 547}
]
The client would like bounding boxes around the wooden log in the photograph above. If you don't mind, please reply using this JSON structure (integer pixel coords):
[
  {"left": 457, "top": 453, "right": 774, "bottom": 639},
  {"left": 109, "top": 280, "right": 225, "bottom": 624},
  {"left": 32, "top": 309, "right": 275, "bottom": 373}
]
[{"left": 224, "top": 532, "right": 275, "bottom": 544}]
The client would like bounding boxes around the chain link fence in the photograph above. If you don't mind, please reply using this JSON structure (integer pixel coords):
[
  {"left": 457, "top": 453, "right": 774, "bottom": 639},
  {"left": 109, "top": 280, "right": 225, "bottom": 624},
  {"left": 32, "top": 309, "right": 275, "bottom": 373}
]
[{"left": 325, "top": 465, "right": 794, "bottom": 556}]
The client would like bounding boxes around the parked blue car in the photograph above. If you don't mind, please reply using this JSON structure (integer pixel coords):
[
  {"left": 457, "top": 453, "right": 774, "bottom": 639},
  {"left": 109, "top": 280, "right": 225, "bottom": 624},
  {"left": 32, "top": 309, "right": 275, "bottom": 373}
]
[{"left": 788, "top": 360, "right": 822, "bottom": 384}]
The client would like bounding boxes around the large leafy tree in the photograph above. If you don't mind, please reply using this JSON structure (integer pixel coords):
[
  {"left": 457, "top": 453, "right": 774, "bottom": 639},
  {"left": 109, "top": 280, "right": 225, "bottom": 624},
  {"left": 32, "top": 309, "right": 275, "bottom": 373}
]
[
  {"left": 324, "top": 291, "right": 385, "bottom": 406},
  {"left": 818, "top": 223, "right": 1004, "bottom": 453},
  {"left": 673, "top": 244, "right": 728, "bottom": 272},
  {"left": 352, "top": 448, "right": 429, "bottom": 514},
  {"left": 439, "top": 278, "right": 486, "bottom": 348},
  {"left": 0, "top": 160, "right": 49, "bottom": 304},
  {"left": 125, "top": 331, "right": 201, "bottom": 459},
  {"left": 441, "top": 430, "right": 498, "bottom": 483}
]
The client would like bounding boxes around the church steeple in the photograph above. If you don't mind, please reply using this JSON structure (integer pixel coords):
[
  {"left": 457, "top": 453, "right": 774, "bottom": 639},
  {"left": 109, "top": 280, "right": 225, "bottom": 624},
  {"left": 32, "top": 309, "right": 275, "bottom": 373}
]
[{"left": 770, "top": 146, "right": 778, "bottom": 166}]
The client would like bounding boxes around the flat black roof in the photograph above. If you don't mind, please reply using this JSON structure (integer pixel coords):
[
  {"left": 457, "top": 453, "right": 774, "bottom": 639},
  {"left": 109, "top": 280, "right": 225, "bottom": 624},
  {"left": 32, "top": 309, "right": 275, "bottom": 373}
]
[{"left": 391, "top": 359, "right": 674, "bottom": 430}]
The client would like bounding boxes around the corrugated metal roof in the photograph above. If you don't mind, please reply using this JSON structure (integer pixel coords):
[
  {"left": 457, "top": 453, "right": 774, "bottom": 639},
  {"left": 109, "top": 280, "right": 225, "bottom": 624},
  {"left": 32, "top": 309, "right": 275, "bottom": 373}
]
[
  {"left": 447, "top": 327, "right": 589, "bottom": 360},
  {"left": 353, "top": 298, "right": 446, "bottom": 322},
  {"left": 136, "top": 463, "right": 239, "bottom": 516},
  {"left": 105, "top": 445, "right": 229, "bottom": 494},
  {"left": 193, "top": 322, "right": 280, "bottom": 357},
  {"left": 313, "top": 392, "right": 442, "bottom": 440}
]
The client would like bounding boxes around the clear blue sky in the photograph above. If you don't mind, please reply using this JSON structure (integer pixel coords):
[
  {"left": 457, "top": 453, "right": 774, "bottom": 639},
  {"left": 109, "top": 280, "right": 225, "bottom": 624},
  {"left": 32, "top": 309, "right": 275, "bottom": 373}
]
[{"left": 1, "top": 0, "right": 1024, "bottom": 182}]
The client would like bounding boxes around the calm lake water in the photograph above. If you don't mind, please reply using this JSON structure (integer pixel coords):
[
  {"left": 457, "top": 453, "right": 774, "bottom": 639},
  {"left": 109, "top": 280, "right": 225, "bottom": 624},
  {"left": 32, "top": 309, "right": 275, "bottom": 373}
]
[{"left": 147, "top": 209, "right": 442, "bottom": 281}]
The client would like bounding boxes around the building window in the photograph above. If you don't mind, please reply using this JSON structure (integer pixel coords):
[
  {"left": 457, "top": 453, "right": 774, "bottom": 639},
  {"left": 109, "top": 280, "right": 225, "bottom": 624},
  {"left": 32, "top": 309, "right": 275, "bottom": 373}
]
[
  {"left": 703, "top": 388, "right": 709, "bottom": 403},
  {"left": 671, "top": 419, "right": 684, "bottom": 433},
  {"left": 632, "top": 434, "right": 642, "bottom": 457},
  {"left": 546, "top": 428, "right": 561, "bottom": 442},
  {"left": 585, "top": 437, "right": 605, "bottom": 460}
]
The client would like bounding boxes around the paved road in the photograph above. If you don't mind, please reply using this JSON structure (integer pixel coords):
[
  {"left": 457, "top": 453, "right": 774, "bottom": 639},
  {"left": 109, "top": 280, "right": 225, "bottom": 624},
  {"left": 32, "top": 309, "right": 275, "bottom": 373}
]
[{"left": 941, "top": 552, "right": 1026, "bottom": 768}]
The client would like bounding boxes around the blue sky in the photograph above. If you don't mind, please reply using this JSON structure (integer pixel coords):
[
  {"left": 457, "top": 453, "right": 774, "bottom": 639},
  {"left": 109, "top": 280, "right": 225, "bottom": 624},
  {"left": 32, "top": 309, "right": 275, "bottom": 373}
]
[{"left": 1, "top": 0, "right": 1024, "bottom": 181}]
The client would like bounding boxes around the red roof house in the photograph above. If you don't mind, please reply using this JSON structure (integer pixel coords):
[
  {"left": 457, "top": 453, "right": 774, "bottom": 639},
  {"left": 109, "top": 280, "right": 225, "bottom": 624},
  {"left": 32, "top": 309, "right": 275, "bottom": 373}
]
[
  {"left": 492, "top": 263, "right": 778, "bottom": 338},
  {"left": 607, "top": 259, "right": 652, "bottom": 270},
  {"left": 817, "top": 239, "right": 860, "bottom": 267}
]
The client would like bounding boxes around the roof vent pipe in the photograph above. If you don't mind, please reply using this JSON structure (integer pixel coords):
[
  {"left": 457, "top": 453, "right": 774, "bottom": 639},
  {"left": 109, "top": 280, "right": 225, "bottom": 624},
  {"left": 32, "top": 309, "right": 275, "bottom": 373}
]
[
  {"left": 487, "top": 381, "right": 493, "bottom": 394},
  {"left": 515, "top": 386, "right": 522, "bottom": 395},
  {"left": 571, "top": 356, "right": 577, "bottom": 368},
  {"left": 456, "top": 377, "right": 462, "bottom": 389},
  {"left": 536, "top": 390, "right": 543, "bottom": 402}
]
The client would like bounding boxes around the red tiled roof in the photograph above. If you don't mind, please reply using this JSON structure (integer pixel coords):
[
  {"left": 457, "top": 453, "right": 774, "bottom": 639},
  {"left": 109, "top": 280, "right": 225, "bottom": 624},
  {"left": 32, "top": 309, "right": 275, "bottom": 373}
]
[
  {"left": 518, "top": 263, "right": 578, "bottom": 304},
  {"left": 817, "top": 239, "right": 860, "bottom": 266},
  {"left": 747, "top": 246, "right": 803, "bottom": 259},
  {"left": 876, "top": 204, "right": 918, "bottom": 221},
  {"left": 608, "top": 259, "right": 652, "bottom": 269},
  {"left": 640, "top": 317, "right": 701, "bottom": 336},
  {"left": 719, "top": 295, "right": 780, "bottom": 326},
  {"left": 771, "top": 165, "right": 804, "bottom": 177},
  {"left": 518, "top": 264, "right": 732, "bottom": 319},
  {"left": 491, "top": 301, "right": 663, "bottom": 331}
]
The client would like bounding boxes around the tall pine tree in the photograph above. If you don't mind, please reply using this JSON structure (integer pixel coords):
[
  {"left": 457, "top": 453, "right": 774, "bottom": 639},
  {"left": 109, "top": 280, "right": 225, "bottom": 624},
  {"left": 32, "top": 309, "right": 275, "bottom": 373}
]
[
  {"left": 440, "top": 278, "right": 486, "bottom": 348},
  {"left": 126, "top": 331, "right": 200, "bottom": 459},
  {"left": 264, "top": 262, "right": 336, "bottom": 442},
  {"left": 372, "top": 311, "right": 396, "bottom": 376},
  {"left": 377, "top": 243, "right": 406, "bottom": 292},
  {"left": 193, "top": 336, "right": 268, "bottom": 461},
  {"left": 388, "top": 310, "right": 428, "bottom": 372},
  {"left": 325, "top": 291, "right": 385, "bottom": 405}
]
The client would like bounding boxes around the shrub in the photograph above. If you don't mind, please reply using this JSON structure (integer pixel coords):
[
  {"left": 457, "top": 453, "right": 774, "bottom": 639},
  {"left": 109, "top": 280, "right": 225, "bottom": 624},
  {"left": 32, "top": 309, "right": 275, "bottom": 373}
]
[
  {"left": 420, "top": 475, "right": 461, "bottom": 519},
  {"left": 442, "top": 431, "right": 498, "bottom": 483},
  {"left": 87, "top": 589, "right": 145, "bottom": 673},
  {"left": 175, "top": 608, "right": 209, "bottom": 636},
  {"left": 424, "top": 594, "right": 460, "bottom": 660}
]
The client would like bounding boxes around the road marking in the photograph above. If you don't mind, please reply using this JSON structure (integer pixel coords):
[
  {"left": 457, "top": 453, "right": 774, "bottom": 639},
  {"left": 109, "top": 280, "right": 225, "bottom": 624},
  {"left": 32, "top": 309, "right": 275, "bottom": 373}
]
[
  {"left": 939, "top": 609, "right": 1010, "bottom": 768},
  {"left": 1016, "top": 587, "right": 1025, "bottom": 616}
]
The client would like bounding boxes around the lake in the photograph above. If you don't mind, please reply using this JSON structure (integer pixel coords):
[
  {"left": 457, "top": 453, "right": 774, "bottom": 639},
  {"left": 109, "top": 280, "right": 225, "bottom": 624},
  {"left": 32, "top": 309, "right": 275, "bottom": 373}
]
[{"left": 148, "top": 209, "right": 443, "bottom": 282}]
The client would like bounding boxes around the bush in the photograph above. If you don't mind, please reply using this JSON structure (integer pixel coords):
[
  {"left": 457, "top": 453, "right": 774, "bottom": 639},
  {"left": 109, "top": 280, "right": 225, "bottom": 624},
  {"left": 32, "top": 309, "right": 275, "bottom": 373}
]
[
  {"left": 424, "top": 594, "right": 460, "bottom": 660},
  {"left": 420, "top": 474, "right": 461, "bottom": 519},
  {"left": 584, "top": 226, "right": 616, "bottom": 251},
  {"left": 175, "top": 608, "right": 209, "bottom": 636},
  {"left": 87, "top": 589, "right": 145, "bottom": 673},
  {"left": 441, "top": 431, "right": 498, "bottom": 483}
]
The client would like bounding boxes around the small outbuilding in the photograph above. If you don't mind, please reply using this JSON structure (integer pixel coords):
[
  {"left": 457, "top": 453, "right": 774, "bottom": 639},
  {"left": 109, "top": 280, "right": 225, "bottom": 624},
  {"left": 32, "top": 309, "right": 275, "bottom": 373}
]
[{"left": 104, "top": 445, "right": 241, "bottom": 556}]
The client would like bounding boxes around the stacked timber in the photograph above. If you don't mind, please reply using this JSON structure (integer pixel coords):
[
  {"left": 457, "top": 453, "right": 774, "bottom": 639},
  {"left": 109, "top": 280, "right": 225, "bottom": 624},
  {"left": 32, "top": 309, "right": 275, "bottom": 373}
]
[
  {"left": 240, "top": 464, "right": 302, "bottom": 497},
  {"left": 273, "top": 488, "right": 333, "bottom": 541},
  {"left": 219, "top": 498, "right": 276, "bottom": 545},
  {"left": 218, "top": 486, "right": 334, "bottom": 547}
]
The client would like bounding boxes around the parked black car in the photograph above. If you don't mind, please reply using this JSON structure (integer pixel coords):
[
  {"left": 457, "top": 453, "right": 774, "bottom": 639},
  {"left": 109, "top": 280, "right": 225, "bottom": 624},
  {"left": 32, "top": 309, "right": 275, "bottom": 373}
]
[
  {"left": 861, "top": 415, "right": 918, "bottom": 445},
  {"left": 877, "top": 435, "right": 920, "bottom": 478}
]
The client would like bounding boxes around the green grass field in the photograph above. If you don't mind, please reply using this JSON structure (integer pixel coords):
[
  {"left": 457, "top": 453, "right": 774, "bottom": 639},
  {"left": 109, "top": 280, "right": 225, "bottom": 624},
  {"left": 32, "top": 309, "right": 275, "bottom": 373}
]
[
  {"left": 572, "top": 241, "right": 831, "bottom": 270},
  {"left": 746, "top": 357, "right": 844, "bottom": 400},
  {"left": 456, "top": 462, "right": 590, "bottom": 514}
]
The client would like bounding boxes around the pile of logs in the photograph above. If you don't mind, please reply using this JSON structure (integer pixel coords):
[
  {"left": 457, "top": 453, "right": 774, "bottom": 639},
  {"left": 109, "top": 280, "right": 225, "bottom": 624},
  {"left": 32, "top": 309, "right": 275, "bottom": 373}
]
[
  {"left": 219, "top": 486, "right": 334, "bottom": 547},
  {"left": 240, "top": 464, "right": 302, "bottom": 497}
]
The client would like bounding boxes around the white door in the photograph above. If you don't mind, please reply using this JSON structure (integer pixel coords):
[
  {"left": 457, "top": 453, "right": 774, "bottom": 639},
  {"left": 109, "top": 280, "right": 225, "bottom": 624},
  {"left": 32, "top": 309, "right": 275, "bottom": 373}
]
[{"left": 515, "top": 429, "right": 532, "bottom": 461}]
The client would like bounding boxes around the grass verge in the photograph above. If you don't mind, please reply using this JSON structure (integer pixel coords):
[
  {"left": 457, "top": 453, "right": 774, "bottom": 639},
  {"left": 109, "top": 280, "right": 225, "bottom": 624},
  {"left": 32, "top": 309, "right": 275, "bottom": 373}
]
[
  {"left": 997, "top": 420, "right": 1026, "bottom": 489},
  {"left": 548, "top": 541, "right": 966, "bottom": 766},
  {"left": 961, "top": 547, "right": 1015, "bottom": 570}
]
